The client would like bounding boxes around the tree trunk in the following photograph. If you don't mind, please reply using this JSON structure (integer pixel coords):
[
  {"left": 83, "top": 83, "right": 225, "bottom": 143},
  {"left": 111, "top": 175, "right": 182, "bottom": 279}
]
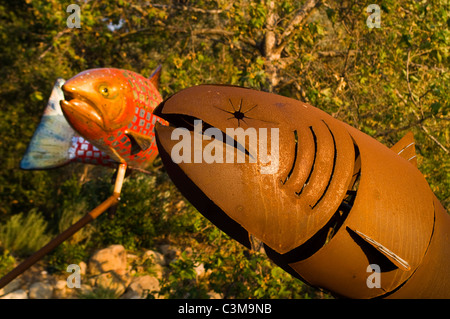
[
  {"left": 262, "top": 0, "right": 322, "bottom": 92},
  {"left": 263, "top": 0, "right": 281, "bottom": 92}
]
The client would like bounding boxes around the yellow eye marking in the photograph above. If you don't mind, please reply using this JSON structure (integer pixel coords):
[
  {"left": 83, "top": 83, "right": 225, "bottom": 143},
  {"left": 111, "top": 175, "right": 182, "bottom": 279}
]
[{"left": 99, "top": 85, "right": 109, "bottom": 97}]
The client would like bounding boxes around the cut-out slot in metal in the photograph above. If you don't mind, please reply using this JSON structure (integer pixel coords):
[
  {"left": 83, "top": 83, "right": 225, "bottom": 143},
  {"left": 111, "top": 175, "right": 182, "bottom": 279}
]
[
  {"left": 310, "top": 121, "right": 337, "bottom": 209},
  {"left": 162, "top": 113, "right": 254, "bottom": 159},
  {"left": 267, "top": 142, "right": 361, "bottom": 265},
  {"left": 296, "top": 126, "right": 316, "bottom": 196},
  {"left": 282, "top": 130, "right": 298, "bottom": 184}
]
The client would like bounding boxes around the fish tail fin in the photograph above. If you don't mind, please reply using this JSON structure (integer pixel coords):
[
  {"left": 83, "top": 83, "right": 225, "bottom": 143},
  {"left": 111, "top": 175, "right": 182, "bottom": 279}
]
[
  {"left": 148, "top": 64, "right": 162, "bottom": 90},
  {"left": 20, "top": 78, "right": 77, "bottom": 170},
  {"left": 390, "top": 131, "right": 417, "bottom": 167}
]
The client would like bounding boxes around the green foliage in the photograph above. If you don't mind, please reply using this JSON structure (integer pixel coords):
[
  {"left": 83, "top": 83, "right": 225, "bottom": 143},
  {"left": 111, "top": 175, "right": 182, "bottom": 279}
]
[
  {"left": 0, "top": 209, "right": 51, "bottom": 256},
  {"left": 46, "top": 241, "right": 90, "bottom": 273},
  {"left": 91, "top": 173, "right": 162, "bottom": 250},
  {"left": 161, "top": 251, "right": 210, "bottom": 299},
  {"left": 77, "top": 286, "right": 122, "bottom": 299},
  {"left": 158, "top": 221, "right": 325, "bottom": 299},
  {"left": 203, "top": 245, "right": 318, "bottom": 299},
  {"left": 0, "top": 250, "right": 16, "bottom": 278}
]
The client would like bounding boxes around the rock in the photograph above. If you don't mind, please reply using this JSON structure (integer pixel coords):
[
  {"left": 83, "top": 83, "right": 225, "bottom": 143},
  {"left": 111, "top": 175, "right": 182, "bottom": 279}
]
[
  {"left": 158, "top": 244, "right": 171, "bottom": 256},
  {"left": 143, "top": 250, "right": 165, "bottom": 266},
  {"left": 91, "top": 272, "right": 128, "bottom": 296},
  {"left": 159, "top": 244, "right": 181, "bottom": 264},
  {"left": 127, "top": 253, "right": 139, "bottom": 261},
  {"left": 53, "top": 279, "right": 83, "bottom": 299},
  {"left": 151, "top": 264, "right": 164, "bottom": 280},
  {"left": 123, "top": 275, "right": 160, "bottom": 299},
  {"left": 79, "top": 284, "right": 93, "bottom": 296},
  {"left": 207, "top": 291, "right": 224, "bottom": 299},
  {"left": 53, "top": 280, "right": 70, "bottom": 299},
  {"left": 120, "top": 290, "right": 141, "bottom": 299},
  {"left": 79, "top": 261, "right": 87, "bottom": 275},
  {"left": 175, "top": 200, "right": 186, "bottom": 211},
  {"left": 29, "top": 281, "right": 53, "bottom": 299},
  {"left": 194, "top": 263, "right": 206, "bottom": 278},
  {"left": 89, "top": 244, "right": 127, "bottom": 275},
  {"left": 139, "top": 250, "right": 165, "bottom": 279},
  {"left": 0, "top": 277, "right": 23, "bottom": 297},
  {"left": 126, "top": 253, "right": 138, "bottom": 272},
  {"left": 55, "top": 280, "right": 67, "bottom": 290},
  {"left": 0, "top": 289, "right": 28, "bottom": 299},
  {"left": 0, "top": 244, "right": 182, "bottom": 299}
]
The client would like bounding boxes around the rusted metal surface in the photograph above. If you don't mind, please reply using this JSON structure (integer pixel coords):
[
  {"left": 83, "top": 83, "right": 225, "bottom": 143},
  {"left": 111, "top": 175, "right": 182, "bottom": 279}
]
[{"left": 153, "top": 85, "right": 449, "bottom": 298}]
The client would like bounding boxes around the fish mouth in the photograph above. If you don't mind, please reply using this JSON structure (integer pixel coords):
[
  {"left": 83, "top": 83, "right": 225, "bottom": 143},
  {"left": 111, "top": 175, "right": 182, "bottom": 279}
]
[
  {"left": 60, "top": 88, "right": 104, "bottom": 130},
  {"left": 154, "top": 99, "right": 254, "bottom": 161}
]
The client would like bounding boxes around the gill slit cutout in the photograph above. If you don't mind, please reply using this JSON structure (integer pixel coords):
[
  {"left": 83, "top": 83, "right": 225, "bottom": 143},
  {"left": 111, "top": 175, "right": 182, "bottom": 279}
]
[
  {"left": 296, "top": 126, "right": 317, "bottom": 196},
  {"left": 282, "top": 130, "right": 298, "bottom": 184},
  {"left": 309, "top": 120, "right": 338, "bottom": 209}
]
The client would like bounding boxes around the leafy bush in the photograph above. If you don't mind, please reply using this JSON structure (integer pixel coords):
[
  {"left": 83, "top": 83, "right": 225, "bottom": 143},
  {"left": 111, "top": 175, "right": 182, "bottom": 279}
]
[
  {"left": 58, "top": 201, "right": 92, "bottom": 245},
  {"left": 161, "top": 251, "right": 210, "bottom": 299},
  {"left": 0, "top": 209, "right": 51, "bottom": 257},
  {"left": 0, "top": 250, "right": 16, "bottom": 278},
  {"left": 77, "top": 286, "right": 122, "bottom": 299}
]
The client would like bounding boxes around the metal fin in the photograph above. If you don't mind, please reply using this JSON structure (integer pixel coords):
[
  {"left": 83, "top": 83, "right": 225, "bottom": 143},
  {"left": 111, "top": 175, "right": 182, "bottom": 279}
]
[
  {"left": 347, "top": 227, "right": 411, "bottom": 271},
  {"left": 390, "top": 132, "right": 417, "bottom": 167},
  {"left": 148, "top": 64, "right": 162, "bottom": 90},
  {"left": 125, "top": 131, "right": 154, "bottom": 155}
]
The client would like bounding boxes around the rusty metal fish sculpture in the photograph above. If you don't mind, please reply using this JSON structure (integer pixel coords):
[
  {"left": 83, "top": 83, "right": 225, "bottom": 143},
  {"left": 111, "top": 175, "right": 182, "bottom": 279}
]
[
  {"left": 20, "top": 66, "right": 166, "bottom": 170},
  {"left": 153, "top": 85, "right": 450, "bottom": 299}
]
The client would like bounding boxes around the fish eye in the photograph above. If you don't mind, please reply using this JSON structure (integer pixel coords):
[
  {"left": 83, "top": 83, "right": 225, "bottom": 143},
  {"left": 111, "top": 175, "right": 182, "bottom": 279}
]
[{"left": 99, "top": 85, "right": 109, "bottom": 97}]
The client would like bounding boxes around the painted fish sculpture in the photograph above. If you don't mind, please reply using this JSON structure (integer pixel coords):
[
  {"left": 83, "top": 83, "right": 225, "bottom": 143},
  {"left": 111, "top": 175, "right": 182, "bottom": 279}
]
[
  {"left": 20, "top": 67, "right": 166, "bottom": 170},
  {"left": 153, "top": 85, "right": 450, "bottom": 298}
]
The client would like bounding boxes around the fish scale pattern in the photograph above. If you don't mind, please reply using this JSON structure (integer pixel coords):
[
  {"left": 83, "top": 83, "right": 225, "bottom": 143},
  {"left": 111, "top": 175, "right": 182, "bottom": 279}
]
[{"left": 70, "top": 136, "right": 112, "bottom": 166}]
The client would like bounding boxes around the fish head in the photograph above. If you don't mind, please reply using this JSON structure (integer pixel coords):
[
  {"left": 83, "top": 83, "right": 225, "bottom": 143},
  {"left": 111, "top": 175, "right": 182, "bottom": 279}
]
[
  {"left": 60, "top": 68, "right": 134, "bottom": 141},
  {"left": 154, "top": 85, "right": 356, "bottom": 254}
]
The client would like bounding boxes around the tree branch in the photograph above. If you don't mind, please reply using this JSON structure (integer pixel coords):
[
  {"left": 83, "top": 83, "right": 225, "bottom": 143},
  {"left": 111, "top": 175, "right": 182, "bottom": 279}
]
[
  {"left": 406, "top": 49, "right": 420, "bottom": 110},
  {"left": 275, "top": 0, "right": 322, "bottom": 55},
  {"left": 190, "top": 28, "right": 258, "bottom": 48},
  {"left": 38, "top": 28, "right": 73, "bottom": 60},
  {"left": 419, "top": 123, "right": 449, "bottom": 154},
  {"left": 264, "top": 0, "right": 278, "bottom": 57},
  {"left": 148, "top": 3, "right": 225, "bottom": 14},
  {"left": 373, "top": 115, "right": 432, "bottom": 138},
  {"left": 119, "top": 24, "right": 258, "bottom": 49}
]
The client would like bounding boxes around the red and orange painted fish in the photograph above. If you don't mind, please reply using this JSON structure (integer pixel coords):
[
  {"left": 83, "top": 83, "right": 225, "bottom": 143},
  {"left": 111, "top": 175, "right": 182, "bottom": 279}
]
[{"left": 20, "top": 66, "right": 167, "bottom": 170}]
